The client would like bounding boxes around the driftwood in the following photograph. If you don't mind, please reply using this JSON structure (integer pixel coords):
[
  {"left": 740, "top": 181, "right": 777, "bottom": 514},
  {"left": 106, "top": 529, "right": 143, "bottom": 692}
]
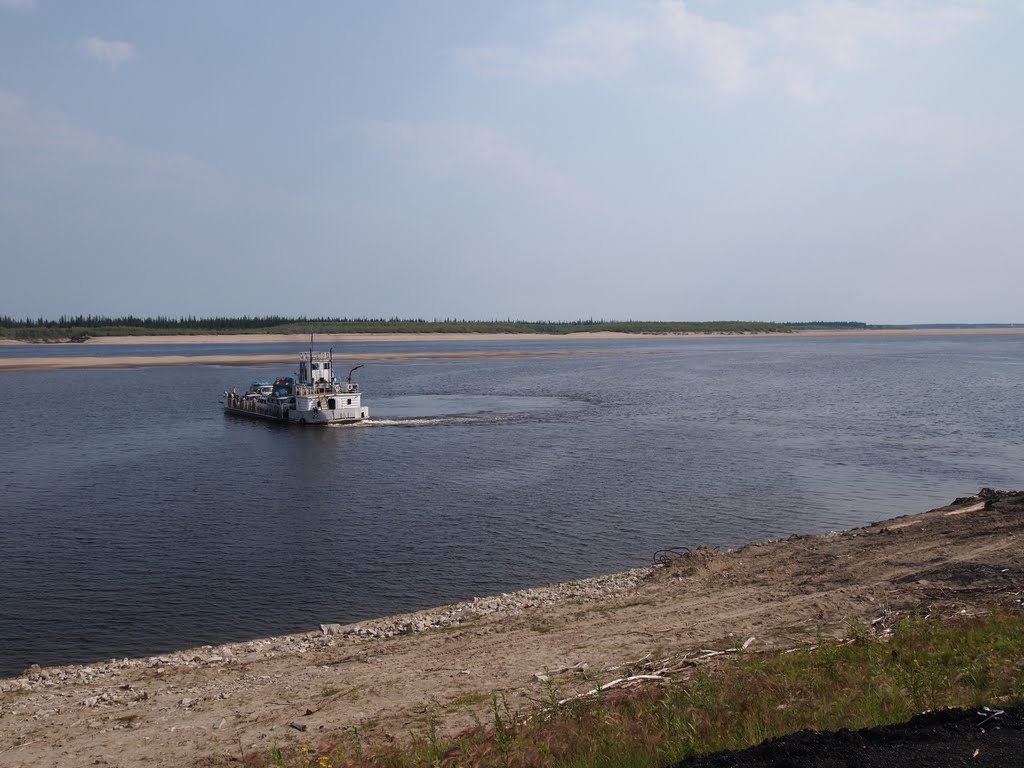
[
  {"left": 555, "top": 637, "right": 758, "bottom": 707},
  {"left": 536, "top": 628, "right": 935, "bottom": 722},
  {"left": 556, "top": 674, "right": 670, "bottom": 706},
  {"left": 604, "top": 652, "right": 653, "bottom": 672}
]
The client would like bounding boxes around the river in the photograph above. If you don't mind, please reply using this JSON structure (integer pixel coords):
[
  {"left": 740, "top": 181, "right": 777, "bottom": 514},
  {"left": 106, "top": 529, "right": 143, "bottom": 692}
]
[{"left": 0, "top": 334, "right": 1021, "bottom": 676}]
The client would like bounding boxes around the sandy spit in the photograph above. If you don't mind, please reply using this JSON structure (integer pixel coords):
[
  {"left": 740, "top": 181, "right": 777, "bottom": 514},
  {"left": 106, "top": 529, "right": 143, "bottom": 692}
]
[
  {"left": 0, "top": 349, "right": 670, "bottom": 373},
  {"left": 1, "top": 327, "right": 1022, "bottom": 349}
]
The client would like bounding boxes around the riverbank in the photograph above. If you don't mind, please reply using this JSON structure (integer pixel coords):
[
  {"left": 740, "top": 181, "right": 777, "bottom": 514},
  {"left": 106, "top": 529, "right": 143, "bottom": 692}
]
[{"left": 3, "top": 490, "right": 1022, "bottom": 767}]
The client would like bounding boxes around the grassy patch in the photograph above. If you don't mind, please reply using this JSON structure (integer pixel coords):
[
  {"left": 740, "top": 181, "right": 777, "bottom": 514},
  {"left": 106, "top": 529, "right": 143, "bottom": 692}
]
[{"left": 245, "top": 606, "right": 1024, "bottom": 767}]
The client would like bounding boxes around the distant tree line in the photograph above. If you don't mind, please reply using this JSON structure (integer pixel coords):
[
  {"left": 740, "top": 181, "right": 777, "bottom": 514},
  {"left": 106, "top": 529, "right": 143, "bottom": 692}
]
[
  {"left": 2, "top": 314, "right": 327, "bottom": 330},
  {"left": 784, "top": 321, "right": 869, "bottom": 329},
  {"left": 0, "top": 315, "right": 870, "bottom": 341}
]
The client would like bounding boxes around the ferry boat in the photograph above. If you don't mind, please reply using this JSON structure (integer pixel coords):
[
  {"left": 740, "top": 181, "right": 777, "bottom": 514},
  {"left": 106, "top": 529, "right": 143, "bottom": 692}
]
[{"left": 223, "top": 346, "right": 368, "bottom": 425}]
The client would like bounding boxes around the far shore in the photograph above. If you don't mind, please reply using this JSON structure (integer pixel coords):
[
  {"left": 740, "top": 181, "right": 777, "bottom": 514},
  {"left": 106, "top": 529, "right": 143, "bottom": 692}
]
[
  {"left": 0, "top": 326, "right": 1022, "bottom": 363},
  {"left": 1, "top": 327, "right": 1023, "bottom": 373}
]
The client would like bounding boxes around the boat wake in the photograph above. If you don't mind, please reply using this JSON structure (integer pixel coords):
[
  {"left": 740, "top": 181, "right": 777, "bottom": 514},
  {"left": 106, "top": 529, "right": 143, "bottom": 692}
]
[{"left": 357, "top": 413, "right": 529, "bottom": 428}]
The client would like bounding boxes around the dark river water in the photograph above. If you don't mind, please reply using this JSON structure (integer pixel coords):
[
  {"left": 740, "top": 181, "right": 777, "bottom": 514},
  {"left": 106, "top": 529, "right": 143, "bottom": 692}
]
[{"left": 1, "top": 335, "right": 1022, "bottom": 677}]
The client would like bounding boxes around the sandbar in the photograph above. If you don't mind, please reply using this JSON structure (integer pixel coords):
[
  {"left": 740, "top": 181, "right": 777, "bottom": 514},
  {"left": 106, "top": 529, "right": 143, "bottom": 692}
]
[
  {"left": 0, "top": 348, "right": 671, "bottom": 373},
  {"left": 1, "top": 326, "right": 1023, "bottom": 349}
]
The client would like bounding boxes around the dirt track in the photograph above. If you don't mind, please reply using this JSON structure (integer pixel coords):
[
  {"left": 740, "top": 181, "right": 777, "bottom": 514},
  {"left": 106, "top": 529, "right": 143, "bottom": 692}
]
[{"left": 2, "top": 490, "right": 1023, "bottom": 767}]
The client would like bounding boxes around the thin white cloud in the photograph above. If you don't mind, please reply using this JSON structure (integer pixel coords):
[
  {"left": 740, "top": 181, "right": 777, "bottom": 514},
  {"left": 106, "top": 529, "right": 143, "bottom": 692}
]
[
  {"left": 659, "top": 2, "right": 758, "bottom": 93},
  {"left": 759, "top": 1, "right": 989, "bottom": 103},
  {"left": 786, "top": 73, "right": 820, "bottom": 104},
  {"left": 455, "top": 1, "right": 989, "bottom": 102},
  {"left": 81, "top": 36, "right": 137, "bottom": 69},
  {"left": 768, "top": 1, "right": 988, "bottom": 71},
  {"left": 453, "top": 14, "right": 648, "bottom": 84},
  {"left": 550, "top": 15, "right": 649, "bottom": 70},
  {"left": 0, "top": 0, "right": 35, "bottom": 9},
  {"left": 659, "top": 0, "right": 987, "bottom": 97},
  {"left": 453, "top": 46, "right": 598, "bottom": 83}
]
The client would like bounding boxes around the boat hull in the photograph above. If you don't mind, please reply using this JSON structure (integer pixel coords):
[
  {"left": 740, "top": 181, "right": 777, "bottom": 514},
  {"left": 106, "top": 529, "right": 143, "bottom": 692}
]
[{"left": 223, "top": 403, "right": 368, "bottom": 425}]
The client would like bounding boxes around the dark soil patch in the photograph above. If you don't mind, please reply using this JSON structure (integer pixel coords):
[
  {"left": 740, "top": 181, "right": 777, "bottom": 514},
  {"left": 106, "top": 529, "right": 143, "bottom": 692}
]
[
  {"left": 892, "top": 562, "right": 1021, "bottom": 587},
  {"left": 669, "top": 705, "right": 1023, "bottom": 768}
]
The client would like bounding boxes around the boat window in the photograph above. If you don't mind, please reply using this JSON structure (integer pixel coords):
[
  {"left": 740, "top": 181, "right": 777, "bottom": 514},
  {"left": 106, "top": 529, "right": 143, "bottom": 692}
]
[
  {"left": 323, "top": 362, "right": 330, "bottom": 369},
  {"left": 347, "top": 398, "right": 352, "bottom": 405}
]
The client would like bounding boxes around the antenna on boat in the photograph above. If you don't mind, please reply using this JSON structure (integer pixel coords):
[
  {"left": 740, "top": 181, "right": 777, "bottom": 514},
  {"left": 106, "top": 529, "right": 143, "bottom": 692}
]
[{"left": 347, "top": 364, "right": 364, "bottom": 384}]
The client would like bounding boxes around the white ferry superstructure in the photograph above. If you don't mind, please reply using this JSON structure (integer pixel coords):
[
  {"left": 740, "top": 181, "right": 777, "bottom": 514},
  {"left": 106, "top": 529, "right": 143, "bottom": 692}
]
[{"left": 223, "top": 348, "right": 368, "bottom": 425}]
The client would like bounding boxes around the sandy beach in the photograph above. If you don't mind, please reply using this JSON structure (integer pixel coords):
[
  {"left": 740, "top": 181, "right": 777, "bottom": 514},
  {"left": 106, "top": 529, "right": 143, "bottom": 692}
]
[
  {"left": 2, "top": 327, "right": 1023, "bottom": 373},
  {"left": 2, "top": 490, "right": 1022, "bottom": 767},
  {"left": 0, "top": 348, "right": 668, "bottom": 373}
]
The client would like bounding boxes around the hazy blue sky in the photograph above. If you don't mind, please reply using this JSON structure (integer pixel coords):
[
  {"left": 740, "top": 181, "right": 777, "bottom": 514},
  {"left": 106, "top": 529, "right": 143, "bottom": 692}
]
[{"left": 1, "top": 1, "right": 1021, "bottom": 322}]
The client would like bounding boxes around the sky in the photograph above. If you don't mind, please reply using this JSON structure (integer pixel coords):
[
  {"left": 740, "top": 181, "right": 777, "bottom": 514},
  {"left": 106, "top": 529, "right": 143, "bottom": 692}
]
[{"left": 1, "top": 1, "right": 1021, "bottom": 323}]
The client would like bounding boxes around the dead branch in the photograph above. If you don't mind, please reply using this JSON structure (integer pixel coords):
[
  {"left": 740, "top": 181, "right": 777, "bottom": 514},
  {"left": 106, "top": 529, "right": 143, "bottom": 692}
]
[{"left": 556, "top": 674, "right": 669, "bottom": 706}]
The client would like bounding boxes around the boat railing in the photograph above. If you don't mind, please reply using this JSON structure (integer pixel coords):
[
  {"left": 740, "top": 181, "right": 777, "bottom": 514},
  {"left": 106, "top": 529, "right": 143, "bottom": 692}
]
[
  {"left": 293, "top": 382, "right": 358, "bottom": 397},
  {"left": 226, "top": 396, "right": 288, "bottom": 419}
]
